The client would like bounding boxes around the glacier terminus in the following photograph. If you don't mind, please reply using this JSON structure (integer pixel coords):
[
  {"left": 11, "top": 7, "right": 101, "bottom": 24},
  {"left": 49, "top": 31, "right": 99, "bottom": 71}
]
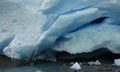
[{"left": 0, "top": 0, "right": 120, "bottom": 60}]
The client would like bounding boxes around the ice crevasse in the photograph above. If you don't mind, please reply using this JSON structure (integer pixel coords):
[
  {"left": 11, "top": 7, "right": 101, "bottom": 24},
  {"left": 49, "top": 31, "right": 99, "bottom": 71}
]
[{"left": 0, "top": 0, "right": 120, "bottom": 60}]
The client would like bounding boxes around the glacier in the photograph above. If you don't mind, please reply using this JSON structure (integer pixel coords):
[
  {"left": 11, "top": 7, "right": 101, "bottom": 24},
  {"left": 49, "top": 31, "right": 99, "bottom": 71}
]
[{"left": 0, "top": 0, "right": 120, "bottom": 60}]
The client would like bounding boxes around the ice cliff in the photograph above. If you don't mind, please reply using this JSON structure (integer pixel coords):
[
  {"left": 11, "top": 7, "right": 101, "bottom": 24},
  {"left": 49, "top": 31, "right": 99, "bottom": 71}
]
[{"left": 0, "top": 0, "right": 120, "bottom": 60}]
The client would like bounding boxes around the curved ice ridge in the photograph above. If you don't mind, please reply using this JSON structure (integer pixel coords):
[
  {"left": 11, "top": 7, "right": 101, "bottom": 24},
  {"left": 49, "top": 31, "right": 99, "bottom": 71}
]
[{"left": 0, "top": 0, "right": 120, "bottom": 60}]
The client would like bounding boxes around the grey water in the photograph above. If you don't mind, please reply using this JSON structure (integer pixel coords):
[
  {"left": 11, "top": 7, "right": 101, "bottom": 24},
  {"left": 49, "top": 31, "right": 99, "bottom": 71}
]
[
  {"left": 1, "top": 61, "right": 120, "bottom": 72},
  {"left": 0, "top": 62, "right": 70, "bottom": 72}
]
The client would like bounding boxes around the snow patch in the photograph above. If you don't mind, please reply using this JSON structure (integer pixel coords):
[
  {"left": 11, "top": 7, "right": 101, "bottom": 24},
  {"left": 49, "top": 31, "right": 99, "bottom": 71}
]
[
  {"left": 88, "top": 60, "right": 101, "bottom": 65},
  {"left": 70, "top": 62, "right": 81, "bottom": 70},
  {"left": 114, "top": 59, "right": 120, "bottom": 66},
  {"left": 35, "top": 70, "right": 43, "bottom": 72}
]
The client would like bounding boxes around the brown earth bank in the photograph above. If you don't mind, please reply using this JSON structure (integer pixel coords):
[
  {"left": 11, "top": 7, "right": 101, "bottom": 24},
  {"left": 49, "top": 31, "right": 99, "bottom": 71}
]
[
  {"left": 0, "top": 48, "right": 120, "bottom": 67},
  {"left": 1, "top": 48, "right": 120, "bottom": 68}
]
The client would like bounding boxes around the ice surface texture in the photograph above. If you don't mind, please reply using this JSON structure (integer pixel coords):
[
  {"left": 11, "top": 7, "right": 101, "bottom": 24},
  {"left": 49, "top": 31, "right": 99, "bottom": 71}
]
[{"left": 0, "top": 0, "right": 120, "bottom": 60}]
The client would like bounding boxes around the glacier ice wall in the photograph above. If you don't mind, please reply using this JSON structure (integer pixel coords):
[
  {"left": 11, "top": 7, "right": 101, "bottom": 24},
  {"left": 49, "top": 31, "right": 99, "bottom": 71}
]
[{"left": 0, "top": 0, "right": 120, "bottom": 60}]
